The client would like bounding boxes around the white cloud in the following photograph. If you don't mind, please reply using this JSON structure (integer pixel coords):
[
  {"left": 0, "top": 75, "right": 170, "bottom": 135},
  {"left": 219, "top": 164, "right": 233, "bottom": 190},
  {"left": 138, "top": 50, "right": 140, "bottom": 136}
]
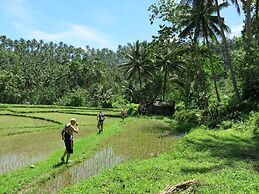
[
  {"left": 228, "top": 24, "right": 243, "bottom": 38},
  {"left": 30, "top": 24, "right": 116, "bottom": 49},
  {"left": 0, "top": 0, "right": 32, "bottom": 21},
  {"left": 0, "top": 0, "right": 116, "bottom": 49}
]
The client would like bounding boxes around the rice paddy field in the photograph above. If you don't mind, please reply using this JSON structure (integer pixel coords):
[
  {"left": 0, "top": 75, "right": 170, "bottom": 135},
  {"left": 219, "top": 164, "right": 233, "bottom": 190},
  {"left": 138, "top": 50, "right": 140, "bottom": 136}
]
[
  {"left": 0, "top": 104, "right": 179, "bottom": 193},
  {"left": 0, "top": 104, "right": 258, "bottom": 193}
]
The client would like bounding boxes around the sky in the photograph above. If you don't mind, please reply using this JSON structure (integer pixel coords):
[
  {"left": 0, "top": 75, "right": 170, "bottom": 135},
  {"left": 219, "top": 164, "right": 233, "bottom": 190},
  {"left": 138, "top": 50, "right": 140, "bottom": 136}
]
[{"left": 0, "top": 0, "right": 244, "bottom": 51}]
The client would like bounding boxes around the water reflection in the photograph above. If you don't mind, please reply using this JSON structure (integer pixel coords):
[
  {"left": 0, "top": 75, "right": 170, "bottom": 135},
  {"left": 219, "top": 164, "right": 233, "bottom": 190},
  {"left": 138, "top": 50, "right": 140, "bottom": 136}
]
[
  {"left": 0, "top": 153, "right": 45, "bottom": 174},
  {"left": 40, "top": 147, "right": 125, "bottom": 193}
]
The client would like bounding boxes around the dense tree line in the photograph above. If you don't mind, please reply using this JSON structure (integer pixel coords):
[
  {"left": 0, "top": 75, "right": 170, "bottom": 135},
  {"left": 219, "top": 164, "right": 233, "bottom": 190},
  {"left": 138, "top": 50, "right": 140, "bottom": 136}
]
[
  {"left": 0, "top": 38, "right": 123, "bottom": 106},
  {"left": 0, "top": 0, "right": 258, "bottom": 114}
]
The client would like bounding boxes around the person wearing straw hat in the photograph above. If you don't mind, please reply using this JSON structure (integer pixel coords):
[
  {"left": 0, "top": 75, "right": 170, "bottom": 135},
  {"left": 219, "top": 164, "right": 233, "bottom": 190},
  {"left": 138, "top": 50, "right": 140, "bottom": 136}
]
[{"left": 61, "top": 118, "right": 79, "bottom": 163}]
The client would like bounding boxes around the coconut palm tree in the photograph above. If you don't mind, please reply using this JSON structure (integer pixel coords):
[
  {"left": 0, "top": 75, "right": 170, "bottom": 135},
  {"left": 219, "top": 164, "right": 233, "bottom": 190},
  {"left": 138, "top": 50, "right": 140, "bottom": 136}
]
[
  {"left": 242, "top": 0, "right": 252, "bottom": 43},
  {"left": 119, "top": 40, "right": 152, "bottom": 98},
  {"left": 181, "top": 0, "right": 241, "bottom": 102},
  {"left": 152, "top": 40, "right": 184, "bottom": 101},
  {"left": 179, "top": 0, "right": 230, "bottom": 103},
  {"left": 214, "top": 0, "right": 241, "bottom": 102}
]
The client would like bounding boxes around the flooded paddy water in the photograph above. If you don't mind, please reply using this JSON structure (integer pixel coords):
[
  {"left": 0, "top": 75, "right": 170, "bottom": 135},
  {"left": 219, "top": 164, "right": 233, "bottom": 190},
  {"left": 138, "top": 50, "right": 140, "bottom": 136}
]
[
  {"left": 0, "top": 126, "right": 96, "bottom": 173},
  {"left": 0, "top": 115, "right": 56, "bottom": 136},
  {"left": 39, "top": 147, "right": 125, "bottom": 193},
  {"left": 0, "top": 113, "right": 100, "bottom": 174},
  {"left": 100, "top": 119, "right": 181, "bottom": 160},
  {"left": 36, "top": 119, "right": 180, "bottom": 193}
]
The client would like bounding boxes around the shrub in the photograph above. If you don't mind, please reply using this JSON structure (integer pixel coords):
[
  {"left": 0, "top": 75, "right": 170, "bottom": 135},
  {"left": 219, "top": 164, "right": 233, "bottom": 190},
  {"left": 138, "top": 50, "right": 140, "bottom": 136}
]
[
  {"left": 172, "top": 109, "right": 203, "bottom": 133},
  {"left": 56, "top": 88, "right": 89, "bottom": 106},
  {"left": 126, "top": 104, "right": 139, "bottom": 116}
]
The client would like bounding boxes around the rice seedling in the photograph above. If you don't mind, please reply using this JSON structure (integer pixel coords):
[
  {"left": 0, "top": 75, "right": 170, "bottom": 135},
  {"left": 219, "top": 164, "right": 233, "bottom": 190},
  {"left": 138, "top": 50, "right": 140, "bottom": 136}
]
[
  {"left": 99, "top": 118, "right": 180, "bottom": 160},
  {"left": 0, "top": 119, "right": 96, "bottom": 173},
  {"left": 25, "top": 112, "right": 120, "bottom": 126},
  {"left": 0, "top": 115, "right": 54, "bottom": 129},
  {"left": 39, "top": 147, "right": 125, "bottom": 193},
  {"left": 0, "top": 107, "right": 180, "bottom": 193}
]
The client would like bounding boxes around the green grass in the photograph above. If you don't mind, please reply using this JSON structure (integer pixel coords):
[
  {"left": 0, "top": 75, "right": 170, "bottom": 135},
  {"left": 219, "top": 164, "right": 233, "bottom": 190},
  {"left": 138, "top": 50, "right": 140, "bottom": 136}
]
[
  {"left": 0, "top": 112, "right": 120, "bottom": 175},
  {"left": 60, "top": 113, "right": 259, "bottom": 193},
  {"left": 0, "top": 115, "right": 53, "bottom": 128},
  {"left": 0, "top": 115, "right": 58, "bottom": 136},
  {"left": 24, "top": 112, "right": 120, "bottom": 126},
  {"left": 6, "top": 107, "right": 121, "bottom": 116},
  {"left": 0, "top": 104, "right": 122, "bottom": 119},
  {"left": 0, "top": 110, "right": 13, "bottom": 114},
  {"left": 0, "top": 114, "right": 180, "bottom": 193},
  {"left": 1, "top": 103, "right": 120, "bottom": 111},
  {"left": 99, "top": 118, "right": 180, "bottom": 160}
]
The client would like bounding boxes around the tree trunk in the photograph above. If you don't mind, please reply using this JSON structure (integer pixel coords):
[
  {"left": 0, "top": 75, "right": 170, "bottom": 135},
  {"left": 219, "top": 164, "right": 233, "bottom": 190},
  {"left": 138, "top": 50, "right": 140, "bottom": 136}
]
[
  {"left": 245, "top": 0, "right": 252, "bottom": 43},
  {"left": 215, "top": 0, "right": 241, "bottom": 102},
  {"left": 162, "top": 65, "right": 168, "bottom": 101},
  {"left": 256, "top": 0, "right": 259, "bottom": 44},
  {"left": 193, "top": 42, "right": 208, "bottom": 109},
  {"left": 205, "top": 37, "right": 221, "bottom": 103},
  {"left": 138, "top": 69, "right": 142, "bottom": 89},
  {"left": 138, "top": 68, "right": 142, "bottom": 99}
]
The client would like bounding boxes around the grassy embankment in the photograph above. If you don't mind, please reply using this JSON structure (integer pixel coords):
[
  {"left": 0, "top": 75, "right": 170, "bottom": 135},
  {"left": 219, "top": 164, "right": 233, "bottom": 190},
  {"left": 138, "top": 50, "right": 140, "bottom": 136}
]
[{"left": 61, "top": 112, "right": 259, "bottom": 193}]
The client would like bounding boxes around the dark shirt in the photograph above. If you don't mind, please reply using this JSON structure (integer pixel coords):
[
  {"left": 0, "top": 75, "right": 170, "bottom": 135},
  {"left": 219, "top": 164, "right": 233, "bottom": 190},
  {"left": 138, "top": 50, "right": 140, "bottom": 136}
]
[{"left": 98, "top": 113, "right": 105, "bottom": 122}]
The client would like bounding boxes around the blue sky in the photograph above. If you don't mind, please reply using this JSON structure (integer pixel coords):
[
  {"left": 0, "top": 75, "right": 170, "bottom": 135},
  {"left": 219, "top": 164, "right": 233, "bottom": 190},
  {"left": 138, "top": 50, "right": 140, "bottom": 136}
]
[{"left": 0, "top": 0, "right": 244, "bottom": 50}]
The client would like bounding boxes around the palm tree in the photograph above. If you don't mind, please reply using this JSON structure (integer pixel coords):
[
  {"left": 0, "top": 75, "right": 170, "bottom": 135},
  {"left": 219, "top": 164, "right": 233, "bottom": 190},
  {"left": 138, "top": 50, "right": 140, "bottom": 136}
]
[
  {"left": 152, "top": 40, "right": 184, "bottom": 101},
  {"left": 119, "top": 40, "right": 152, "bottom": 99},
  {"left": 214, "top": 0, "right": 241, "bottom": 102},
  {"left": 242, "top": 0, "right": 252, "bottom": 43},
  {"left": 181, "top": 0, "right": 241, "bottom": 102},
  {"left": 179, "top": 0, "right": 231, "bottom": 103}
]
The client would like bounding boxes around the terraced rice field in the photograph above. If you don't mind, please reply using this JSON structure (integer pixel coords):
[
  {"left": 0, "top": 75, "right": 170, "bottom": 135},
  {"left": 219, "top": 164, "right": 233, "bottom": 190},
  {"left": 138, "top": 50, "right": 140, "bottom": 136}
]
[{"left": 0, "top": 104, "right": 179, "bottom": 193}]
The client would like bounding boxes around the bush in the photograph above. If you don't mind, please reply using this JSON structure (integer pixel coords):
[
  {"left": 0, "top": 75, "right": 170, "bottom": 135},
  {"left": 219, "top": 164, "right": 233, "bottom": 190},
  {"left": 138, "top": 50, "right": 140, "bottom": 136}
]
[
  {"left": 56, "top": 88, "right": 89, "bottom": 106},
  {"left": 172, "top": 109, "right": 203, "bottom": 133},
  {"left": 126, "top": 103, "right": 139, "bottom": 116},
  {"left": 111, "top": 96, "right": 129, "bottom": 109}
]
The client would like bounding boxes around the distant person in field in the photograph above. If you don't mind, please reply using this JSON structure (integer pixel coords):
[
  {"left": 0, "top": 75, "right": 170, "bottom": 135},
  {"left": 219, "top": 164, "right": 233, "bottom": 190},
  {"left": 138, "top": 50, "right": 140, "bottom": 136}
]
[
  {"left": 120, "top": 108, "right": 126, "bottom": 122},
  {"left": 138, "top": 102, "right": 146, "bottom": 115},
  {"left": 97, "top": 111, "right": 105, "bottom": 134},
  {"left": 61, "top": 118, "right": 79, "bottom": 164}
]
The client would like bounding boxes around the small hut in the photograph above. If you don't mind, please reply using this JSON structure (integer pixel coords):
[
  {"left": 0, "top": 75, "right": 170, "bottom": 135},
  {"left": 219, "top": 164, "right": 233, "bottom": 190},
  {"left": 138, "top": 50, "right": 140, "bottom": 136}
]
[{"left": 147, "top": 100, "right": 175, "bottom": 116}]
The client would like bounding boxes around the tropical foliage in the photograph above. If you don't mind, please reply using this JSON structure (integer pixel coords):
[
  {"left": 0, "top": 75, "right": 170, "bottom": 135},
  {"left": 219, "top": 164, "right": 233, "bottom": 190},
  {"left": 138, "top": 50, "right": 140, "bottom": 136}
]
[{"left": 0, "top": 0, "right": 258, "bottom": 114}]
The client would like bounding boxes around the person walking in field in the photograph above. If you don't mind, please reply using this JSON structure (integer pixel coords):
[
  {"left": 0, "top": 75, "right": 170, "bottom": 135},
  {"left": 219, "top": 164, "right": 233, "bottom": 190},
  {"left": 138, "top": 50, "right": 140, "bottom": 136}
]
[
  {"left": 61, "top": 118, "right": 79, "bottom": 164},
  {"left": 97, "top": 111, "right": 105, "bottom": 134},
  {"left": 120, "top": 108, "right": 126, "bottom": 122}
]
